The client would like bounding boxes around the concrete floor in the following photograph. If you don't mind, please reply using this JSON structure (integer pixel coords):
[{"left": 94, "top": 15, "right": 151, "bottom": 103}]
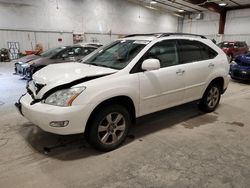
[{"left": 0, "top": 62, "right": 250, "bottom": 188}]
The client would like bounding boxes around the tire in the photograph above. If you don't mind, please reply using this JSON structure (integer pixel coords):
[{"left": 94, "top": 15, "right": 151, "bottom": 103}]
[
  {"left": 87, "top": 104, "right": 131, "bottom": 151},
  {"left": 199, "top": 83, "right": 221, "bottom": 112}
]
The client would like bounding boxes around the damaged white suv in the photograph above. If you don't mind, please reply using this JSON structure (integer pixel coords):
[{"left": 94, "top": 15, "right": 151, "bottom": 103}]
[{"left": 16, "top": 33, "right": 229, "bottom": 151}]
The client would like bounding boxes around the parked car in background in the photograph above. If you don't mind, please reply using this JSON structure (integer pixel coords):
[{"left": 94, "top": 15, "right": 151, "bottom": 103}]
[
  {"left": 0, "top": 48, "right": 10, "bottom": 62},
  {"left": 14, "top": 53, "right": 41, "bottom": 75},
  {"left": 14, "top": 44, "right": 99, "bottom": 79},
  {"left": 230, "top": 52, "right": 250, "bottom": 81},
  {"left": 218, "top": 41, "right": 249, "bottom": 61},
  {"left": 16, "top": 33, "right": 229, "bottom": 151}
]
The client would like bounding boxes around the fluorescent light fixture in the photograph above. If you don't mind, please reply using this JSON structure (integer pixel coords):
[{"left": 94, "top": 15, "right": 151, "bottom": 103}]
[
  {"left": 145, "top": 5, "right": 157, "bottom": 10},
  {"left": 219, "top": 2, "right": 227, "bottom": 6},
  {"left": 173, "top": 13, "right": 184, "bottom": 18},
  {"left": 178, "top": 9, "right": 185, "bottom": 12},
  {"left": 150, "top": 1, "right": 157, "bottom": 4}
]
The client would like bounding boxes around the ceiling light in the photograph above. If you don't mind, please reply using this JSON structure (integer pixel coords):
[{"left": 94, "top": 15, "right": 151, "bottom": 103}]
[
  {"left": 150, "top": 1, "right": 157, "bottom": 4},
  {"left": 219, "top": 2, "right": 227, "bottom": 6},
  {"left": 178, "top": 9, "right": 184, "bottom": 12},
  {"left": 145, "top": 5, "right": 157, "bottom": 10},
  {"left": 173, "top": 13, "right": 184, "bottom": 18}
]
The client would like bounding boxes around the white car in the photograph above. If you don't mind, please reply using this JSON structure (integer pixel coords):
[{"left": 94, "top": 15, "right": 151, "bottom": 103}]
[{"left": 16, "top": 33, "right": 230, "bottom": 151}]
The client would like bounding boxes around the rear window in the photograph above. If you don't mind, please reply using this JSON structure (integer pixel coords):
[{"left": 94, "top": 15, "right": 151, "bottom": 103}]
[{"left": 178, "top": 40, "right": 218, "bottom": 64}]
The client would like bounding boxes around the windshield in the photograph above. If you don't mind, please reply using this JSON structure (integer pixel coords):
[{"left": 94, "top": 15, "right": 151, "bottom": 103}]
[
  {"left": 83, "top": 40, "right": 148, "bottom": 70},
  {"left": 40, "top": 46, "right": 66, "bottom": 57},
  {"left": 218, "top": 42, "right": 234, "bottom": 48}
]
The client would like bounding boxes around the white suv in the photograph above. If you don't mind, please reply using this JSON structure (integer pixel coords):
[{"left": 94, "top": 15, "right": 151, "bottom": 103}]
[{"left": 16, "top": 33, "right": 229, "bottom": 151}]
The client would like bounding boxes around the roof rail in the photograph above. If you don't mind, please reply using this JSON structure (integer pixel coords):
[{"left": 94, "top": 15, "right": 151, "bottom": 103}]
[
  {"left": 124, "top": 33, "right": 207, "bottom": 39},
  {"left": 124, "top": 33, "right": 163, "bottom": 38},
  {"left": 159, "top": 33, "right": 207, "bottom": 39}
]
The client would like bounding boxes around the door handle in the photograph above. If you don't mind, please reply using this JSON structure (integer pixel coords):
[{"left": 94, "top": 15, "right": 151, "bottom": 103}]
[
  {"left": 208, "top": 63, "right": 215, "bottom": 68},
  {"left": 176, "top": 69, "right": 185, "bottom": 75}
]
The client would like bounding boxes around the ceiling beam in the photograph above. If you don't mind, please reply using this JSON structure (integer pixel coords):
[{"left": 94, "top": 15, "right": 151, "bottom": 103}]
[
  {"left": 164, "top": 0, "right": 201, "bottom": 12},
  {"left": 227, "top": 4, "right": 250, "bottom": 10},
  {"left": 154, "top": 0, "right": 191, "bottom": 12},
  {"left": 219, "top": 10, "right": 226, "bottom": 34},
  {"left": 228, "top": 0, "right": 241, "bottom": 6},
  {"left": 183, "top": 0, "right": 206, "bottom": 4}
]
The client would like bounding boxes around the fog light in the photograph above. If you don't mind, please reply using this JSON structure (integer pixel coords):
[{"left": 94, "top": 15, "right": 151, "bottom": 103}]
[{"left": 50, "top": 121, "right": 69, "bottom": 127}]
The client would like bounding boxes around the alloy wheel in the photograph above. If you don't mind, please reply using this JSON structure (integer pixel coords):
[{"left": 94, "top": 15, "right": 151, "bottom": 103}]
[
  {"left": 207, "top": 87, "right": 220, "bottom": 108},
  {"left": 98, "top": 112, "right": 126, "bottom": 145}
]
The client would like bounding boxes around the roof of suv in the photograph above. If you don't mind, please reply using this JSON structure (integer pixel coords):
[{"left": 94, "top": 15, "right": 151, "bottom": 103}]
[{"left": 123, "top": 33, "right": 207, "bottom": 41}]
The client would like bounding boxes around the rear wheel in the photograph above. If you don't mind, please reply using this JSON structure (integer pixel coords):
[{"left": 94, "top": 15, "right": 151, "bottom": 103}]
[
  {"left": 87, "top": 104, "right": 131, "bottom": 151},
  {"left": 199, "top": 83, "right": 221, "bottom": 112}
]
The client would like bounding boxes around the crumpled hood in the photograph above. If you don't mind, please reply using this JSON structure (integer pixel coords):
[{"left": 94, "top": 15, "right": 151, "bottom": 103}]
[
  {"left": 14, "top": 54, "right": 40, "bottom": 64},
  {"left": 32, "top": 62, "right": 117, "bottom": 86}
]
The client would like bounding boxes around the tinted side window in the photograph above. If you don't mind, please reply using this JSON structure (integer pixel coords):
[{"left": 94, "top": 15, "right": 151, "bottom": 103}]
[
  {"left": 58, "top": 47, "right": 77, "bottom": 58},
  {"left": 72, "top": 47, "right": 83, "bottom": 56},
  {"left": 178, "top": 40, "right": 202, "bottom": 63},
  {"left": 85, "top": 47, "right": 96, "bottom": 54},
  {"left": 200, "top": 42, "right": 218, "bottom": 59},
  {"left": 178, "top": 40, "right": 217, "bottom": 63},
  {"left": 145, "top": 40, "right": 179, "bottom": 68}
]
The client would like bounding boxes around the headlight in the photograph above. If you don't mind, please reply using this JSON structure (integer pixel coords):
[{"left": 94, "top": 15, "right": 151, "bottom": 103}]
[
  {"left": 22, "top": 63, "right": 30, "bottom": 68},
  {"left": 44, "top": 87, "right": 86, "bottom": 106},
  {"left": 231, "top": 61, "right": 237, "bottom": 66}
]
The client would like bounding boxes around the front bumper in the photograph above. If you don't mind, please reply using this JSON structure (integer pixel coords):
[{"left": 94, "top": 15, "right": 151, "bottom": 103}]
[
  {"left": 17, "top": 93, "right": 90, "bottom": 135},
  {"left": 230, "top": 69, "right": 250, "bottom": 81},
  {"left": 15, "top": 63, "right": 30, "bottom": 76}
]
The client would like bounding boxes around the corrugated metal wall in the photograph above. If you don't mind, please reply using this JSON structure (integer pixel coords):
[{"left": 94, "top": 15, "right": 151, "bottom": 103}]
[
  {"left": 183, "top": 9, "right": 250, "bottom": 45},
  {"left": 0, "top": 30, "right": 73, "bottom": 52}
]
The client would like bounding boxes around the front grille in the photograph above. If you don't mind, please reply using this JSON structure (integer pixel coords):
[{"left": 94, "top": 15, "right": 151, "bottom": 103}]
[
  {"left": 15, "top": 64, "right": 23, "bottom": 75},
  {"left": 232, "top": 69, "right": 250, "bottom": 80}
]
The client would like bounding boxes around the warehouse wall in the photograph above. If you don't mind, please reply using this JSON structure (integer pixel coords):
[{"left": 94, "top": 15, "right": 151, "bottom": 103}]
[
  {"left": 182, "top": 12, "right": 219, "bottom": 36},
  {"left": 182, "top": 9, "right": 250, "bottom": 45},
  {"left": 0, "top": 0, "right": 178, "bottom": 53},
  {"left": 0, "top": 30, "right": 73, "bottom": 52},
  {"left": 223, "top": 8, "right": 250, "bottom": 45}
]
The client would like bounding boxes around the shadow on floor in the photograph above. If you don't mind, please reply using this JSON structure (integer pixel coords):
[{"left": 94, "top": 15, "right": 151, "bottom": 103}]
[
  {"left": 230, "top": 78, "right": 250, "bottom": 85},
  {"left": 19, "top": 101, "right": 209, "bottom": 160}
]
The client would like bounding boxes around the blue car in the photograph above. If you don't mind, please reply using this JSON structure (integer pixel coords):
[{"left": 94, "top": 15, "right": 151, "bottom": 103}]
[{"left": 230, "top": 53, "right": 250, "bottom": 81}]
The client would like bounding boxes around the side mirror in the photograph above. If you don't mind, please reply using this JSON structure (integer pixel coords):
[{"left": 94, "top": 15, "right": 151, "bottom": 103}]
[{"left": 141, "top": 59, "right": 160, "bottom": 71}]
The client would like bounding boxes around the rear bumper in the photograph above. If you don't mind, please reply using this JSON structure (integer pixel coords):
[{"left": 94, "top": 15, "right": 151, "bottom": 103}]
[{"left": 17, "top": 93, "right": 90, "bottom": 135}]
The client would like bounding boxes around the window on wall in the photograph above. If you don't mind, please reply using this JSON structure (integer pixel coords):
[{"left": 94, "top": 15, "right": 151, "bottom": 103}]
[
  {"left": 178, "top": 40, "right": 217, "bottom": 64},
  {"left": 145, "top": 40, "right": 179, "bottom": 68}
]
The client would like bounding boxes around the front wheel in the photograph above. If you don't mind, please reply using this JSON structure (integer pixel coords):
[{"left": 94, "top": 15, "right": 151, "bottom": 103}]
[
  {"left": 199, "top": 83, "right": 221, "bottom": 112},
  {"left": 87, "top": 104, "right": 131, "bottom": 151}
]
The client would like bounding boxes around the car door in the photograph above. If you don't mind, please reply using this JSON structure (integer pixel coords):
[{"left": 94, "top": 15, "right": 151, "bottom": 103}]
[
  {"left": 138, "top": 39, "right": 186, "bottom": 116},
  {"left": 177, "top": 39, "right": 218, "bottom": 103}
]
